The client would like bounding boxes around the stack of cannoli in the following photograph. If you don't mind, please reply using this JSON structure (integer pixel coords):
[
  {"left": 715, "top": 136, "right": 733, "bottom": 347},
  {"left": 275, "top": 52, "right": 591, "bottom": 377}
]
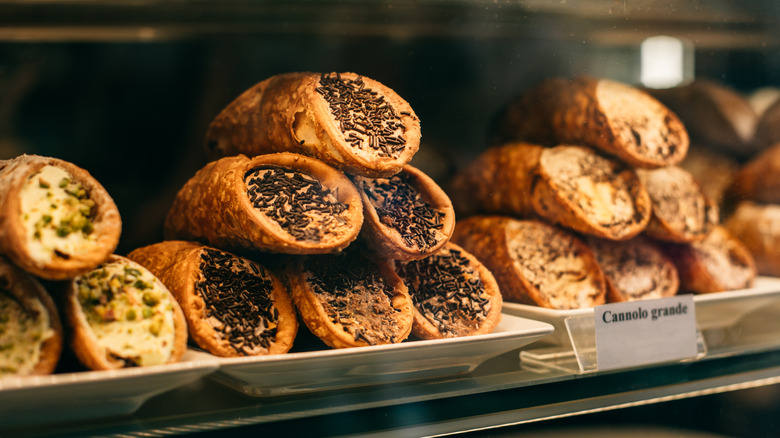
[
  {"left": 449, "top": 76, "right": 756, "bottom": 309},
  {"left": 0, "top": 154, "right": 189, "bottom": 376},
  {"left": 125, "top": 71, "right": 502, "bottom": 357}
]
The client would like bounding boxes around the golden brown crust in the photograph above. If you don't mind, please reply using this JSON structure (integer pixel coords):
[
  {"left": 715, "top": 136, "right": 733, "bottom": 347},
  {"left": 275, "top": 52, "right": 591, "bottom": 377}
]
[
  {"left": 648, "top": 79, "right": 759, "bottom": 158},
  {"left": 449, "top": 143, "right": 651, "bottom": 240},
  {"left": 725, "top": 201, "right": 780, "bottom": 277},
  {"left": 728, "top": 142, "right": 780, "bottom": 204},
  {"left": 636, "top": 166, "right": 719, "bottom": 243},
  {"left": 63, "top": 255, "right": 188, "bottom": 370},
  {"left": 493, "top": 76, "right": 689, "bottom": 168},
  {"left": 452, "top": 216, "right": 606, "bottom": 310},
  {"left": 286, "top": 248, "right": 413, "bottom": 349},
  {"left": 584, "top": 236, "right": 679, "bottom": 303},
  {"left": 532, "top": 145, "right": 652, "bottom": 240},
  {"left": 352, "top": 164, "right": 455, "bottom": 261},
  {"left": 127, "top": 241, "right": 298, "bottom": 357},
  {"left": 393, "top": 242, "right": 502, "bottom": 340},
  {"left": 448, "top": 142, "right": 542, "bottom": 218},
  {"left": 164, "top": 153, "right": 363, "bottom": 255},
  {"left": 205, "top": 72, "right": 421, "bottom": 178},
  {"left": 0, "top": 154, "right": 121, "bottom": 280},
  {"left": 660, "top": 226, "right": 756, "bottom": 294},
  {"left": 0, "top": 256, "right": 63, "bottom": 375}
]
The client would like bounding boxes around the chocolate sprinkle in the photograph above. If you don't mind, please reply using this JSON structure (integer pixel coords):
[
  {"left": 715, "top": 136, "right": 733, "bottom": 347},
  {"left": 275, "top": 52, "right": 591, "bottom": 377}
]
[
  {"left": 396, "top": 248, "right": 490, "bottom": 337},
  {"left": 304, "top": 251, "right": 402, "bottom": 345},
  {"left": 353, "top": 172, "right": 445, "bottom": 251},
  {"left": 196, "top": 248, "right": 279, "bottom": 355},
  {"left": 315, "top": 73, "right": 407, "bottom": 158},
  {"left": 245, "top": 166, "right": 349, "bottom": 242}
]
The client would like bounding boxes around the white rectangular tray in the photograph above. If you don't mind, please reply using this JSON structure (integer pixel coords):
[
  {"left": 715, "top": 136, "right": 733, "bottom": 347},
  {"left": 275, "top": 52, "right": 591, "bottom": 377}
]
[
  {"left": 0, "top": 350, "right": 220, "bottom": 428},
  {"left": 209, "top": 313, "right": 553, "bottom": 396},
  {"left": 503, "top": 276, "right": 780, "bottom": 348}
]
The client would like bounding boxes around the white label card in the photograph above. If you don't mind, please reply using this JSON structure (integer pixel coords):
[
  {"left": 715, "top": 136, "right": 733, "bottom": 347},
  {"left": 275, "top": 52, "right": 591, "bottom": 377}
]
[{"left": 594, "top": 295, "right": 698, "bottom": 371}]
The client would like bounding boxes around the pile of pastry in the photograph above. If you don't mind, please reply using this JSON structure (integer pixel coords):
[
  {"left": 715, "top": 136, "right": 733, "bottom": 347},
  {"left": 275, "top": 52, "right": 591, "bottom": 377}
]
[
  {"left": 0, "top": 72, "right": 507, "bottom": 377},
  {"left": 448, "top": 76, "right": 759, "bottom": 310}
]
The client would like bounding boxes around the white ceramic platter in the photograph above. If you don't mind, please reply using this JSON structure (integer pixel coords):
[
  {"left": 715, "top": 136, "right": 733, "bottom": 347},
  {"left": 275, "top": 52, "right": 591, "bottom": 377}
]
[
  {"left": 210, "top": 313, "right": 553, "bottom": 397},
  {"left": 0, "top": 350, "right": 220, "bottom": 428}
]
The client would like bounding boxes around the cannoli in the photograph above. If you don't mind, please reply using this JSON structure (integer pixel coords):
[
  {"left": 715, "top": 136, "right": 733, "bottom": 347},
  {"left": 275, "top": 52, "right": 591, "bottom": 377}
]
[
  {"left": 286, "top": 246, "right": 414, "bottom": 349},
  {"left": 728, "top": 142, "right": 780, "bottom": 205},
  {"left": 636, "top": 165, "right": 719, "bottom": 243},
  {"left": 452, "top": 216, "right": 606, "bottom": 310},
  {"left": 393, "top": 242, "right": 502, "bottom": 339},
  {"left": 0, "top": 256, "right": 62, "bottom": 376},
  {"left": 661, "top": 226, "right": 756, "bottom": 294},
  {"left": 350, "top": 164, "right": 455, "bottom": 261},
  {"left": 128, "top": 241, "right": 297, "bottom": 357},
  {"left": 62, "top": 255, "right": 188, "bottom": 370},
  {"left": 164, "top": 153, "right": 363, "bottom": 255},
  {"left": 449, "top": 143, "right": 652, "bottom": 241},
  {"left": 679, "top": 145, "right": 739, "bottom": 207},
  {"left": 0, "top": 154, "right": 121, "bottom": 280},
  {"left": 585, "top": 236, "right": 679, "bottom": 303},
  {"left": 492, "top": 76, "right": 689, "bottom": 168},
  {"left": 754, "top": 96, "right": 780, "bottom": 150},
  {"left": 725, "top": 201, "right": 780, "bottom": 277},
  {"left": 205, "top": 72, "right": 421, "bottom": 178},
  {"left": 648, "top": 79, "right": 759, "bottom": 158}
]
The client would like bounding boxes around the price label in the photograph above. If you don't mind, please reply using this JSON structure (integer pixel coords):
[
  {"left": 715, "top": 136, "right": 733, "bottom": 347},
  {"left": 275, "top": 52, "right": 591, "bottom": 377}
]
[{"left": 594, "top": 295, "right": 698, "bottom": 371}]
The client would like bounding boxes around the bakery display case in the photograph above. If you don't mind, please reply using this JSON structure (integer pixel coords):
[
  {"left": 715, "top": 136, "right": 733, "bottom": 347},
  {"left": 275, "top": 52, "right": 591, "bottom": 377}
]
[{"left": 3, "top": 1, "right": 780, "bottom": 437}]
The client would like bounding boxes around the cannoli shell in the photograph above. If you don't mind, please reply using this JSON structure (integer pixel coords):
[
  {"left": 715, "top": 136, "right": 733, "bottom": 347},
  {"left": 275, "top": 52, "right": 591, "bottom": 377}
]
[
  {"left": 393, "top": 242, "right": 503, "bottom": 340},
  {"left": 164, "top": 153, "right": 363, "bottom": 255},
  {"left": 286, "top": 250, "right": 414, "bottom": 349},
  {"left": 725, "top": 201, "right": 780, "bottom": 277},
  {"left": 353, "top": 164, "right": 455, "bottom": 261},
  {"left": 660, "top": 226, "right": 756, "bottom": 294},
  {"left": 452, "top": 216, "right": 606, "bottom": 309},
  {"left": 62, "top": 255, "right": 188, "bottom": 370},
  {"left": 493, "top": 76, "right": 689, "bottom": 168},
  {"left": 205, "top": 72, "right": 421, "bottom": 178},
  {"left": 127, "top": 241, "right": 298, "bottom": 357},
  {"left": 0, "top": 256, "right": 63, "bottom": 375},
  {"left": 636, "top": 166, "right": 719, "bottom": 243},
  {"left": 728, "top": 142, "right": 780, "bottom": 205},
  {"left": 0, "top": 154, "right": 121, "bottom": 280}
]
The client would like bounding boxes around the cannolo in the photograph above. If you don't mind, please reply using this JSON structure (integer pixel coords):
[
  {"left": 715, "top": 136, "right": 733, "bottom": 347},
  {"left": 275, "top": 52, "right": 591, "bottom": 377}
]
[
  {"left": 0, "top": 256, "right": 62, "bottom": 376},
  {"left": 164, "top": 153, "right": 363, "bottom": 255},
  {"left": 648, "top": 79, "right": 759, "bottom": 158},
  {"left": 0, "top": 154, "right": 121, "bottom": 280},
  {"left": 128, "top": 241, "right": 298, "bottom": 357},
  {"left": 660, "top": 226, "right": 756, "bottom": 294},
  {"left": 452, "top": 216, "right": 606, "bottom": 310},
  {"left": 754, "top": 96, "right": 780, "bottom": 150},
  {"left": 725, "top": 201, "right": 780, "bottom": 277},
  {"left": 636, "top": 165, "right": 719, "bottom": 243},
  {"left": 350, "top": 164, "right": 455, "bottom": 261},
  {"left": 492, "top": 76, "right": 689, "bottom": 168},
  {"left": 393, "top": 242, "right": 502, "bottom": 339},
  {"left": 286, "top": 246, "right": 414, "bottom": 349},
  {"left": 205, "top": 72, "right": 421, "bottom": 178},
  {"left": 449, "top": 143, "right": 652, "bottom": 241},
  {"left": 728, "top": 142, "right": 780, "bottom": 204},
  {"left": 62, "top": 255, "right": 188, "bottom": 370},
  {"left": 585, "top": 236, "right": 679, "bottom": 303}
]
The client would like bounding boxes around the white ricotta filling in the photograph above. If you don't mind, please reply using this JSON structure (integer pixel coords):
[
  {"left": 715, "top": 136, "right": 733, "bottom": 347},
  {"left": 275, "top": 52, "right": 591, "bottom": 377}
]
[
  {"left": 19, "top": 165, "right": 98, "bottom": 265},
  {"left": 0, "top": 293, "right": 53, "bottom": 375}
]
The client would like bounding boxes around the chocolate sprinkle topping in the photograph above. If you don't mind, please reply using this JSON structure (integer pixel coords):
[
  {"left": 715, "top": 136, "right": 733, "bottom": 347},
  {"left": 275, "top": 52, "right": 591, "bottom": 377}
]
[
  {"left": 315, "top": 73, "right": 407, "bottom": 158},
  {"left": 353, "top": 172, "right": 445, "bottom": 251},
  {"left": 245, "top": 166, "right": 349, "bottom": 242},
  {"left": 304, "top": 251, "right": 402, "bottom": 345},
  {"left": 396, "top": 248, "right": 490, "bottom": 337},
  {"left": 196, "top": 248, "right": 279, "bottom": 355}
]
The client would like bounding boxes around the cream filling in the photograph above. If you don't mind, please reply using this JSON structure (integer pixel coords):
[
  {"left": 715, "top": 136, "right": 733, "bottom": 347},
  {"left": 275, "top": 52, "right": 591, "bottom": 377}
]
[
  {"left": 77, "top": 262, "right": 175, "bottom": 367},
  {"left": 0, "top": 293, "right": 53, "bottom": 375},
  {"left": 20, "top": 165, "right": 98, "bottom": 265}
]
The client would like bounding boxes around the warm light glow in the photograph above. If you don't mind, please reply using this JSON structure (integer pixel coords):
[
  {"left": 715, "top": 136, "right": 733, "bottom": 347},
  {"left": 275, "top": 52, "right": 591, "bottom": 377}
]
[{"left": 641, "top": 35, "right": 687, "bottom": 89}]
